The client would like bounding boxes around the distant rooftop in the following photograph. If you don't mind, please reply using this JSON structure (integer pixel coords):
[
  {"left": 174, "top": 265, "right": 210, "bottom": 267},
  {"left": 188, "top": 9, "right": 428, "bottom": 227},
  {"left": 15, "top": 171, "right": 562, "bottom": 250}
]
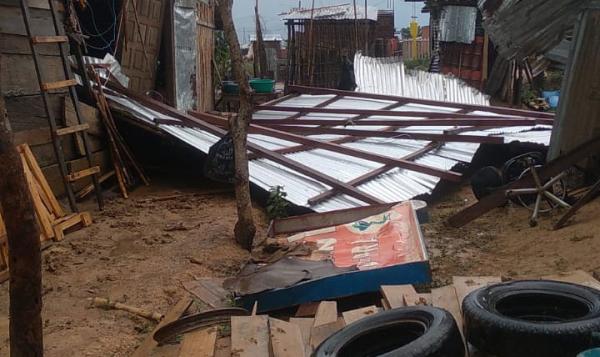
[
  {"left": 280, "top": 3, "right": 378, "bottom": 21},
  {"left": 249, "top": 34, "right": 284, "bottom": 42}
]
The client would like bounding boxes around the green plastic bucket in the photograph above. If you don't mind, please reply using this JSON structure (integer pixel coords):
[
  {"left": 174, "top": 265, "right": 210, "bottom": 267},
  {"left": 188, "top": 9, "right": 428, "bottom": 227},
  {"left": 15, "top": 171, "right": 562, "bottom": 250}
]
[{"left": 249, "top": 78, "right": 275, "bottom": 93}]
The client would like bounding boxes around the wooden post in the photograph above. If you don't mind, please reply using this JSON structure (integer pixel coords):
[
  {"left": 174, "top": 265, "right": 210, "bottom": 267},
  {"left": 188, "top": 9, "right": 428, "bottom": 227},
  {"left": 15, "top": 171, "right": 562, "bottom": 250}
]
[
  {"left": 217, "top": 0, "right": 257, "bottom": 250},
  {"left": 255, "top": 0, "right": 268, "bottom": 78},
  {"left": 0, "top": 92, "right": 43, "bottom": 355}
]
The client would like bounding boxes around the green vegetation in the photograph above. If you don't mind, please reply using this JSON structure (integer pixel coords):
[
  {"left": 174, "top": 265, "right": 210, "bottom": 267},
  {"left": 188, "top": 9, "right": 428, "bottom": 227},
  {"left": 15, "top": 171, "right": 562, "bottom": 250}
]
[
  {"left": 266, "top": 185, "right": 289, "bottom": 220},
  {"left": 404, "top": 58, "right": 430, "bottom": 71}
]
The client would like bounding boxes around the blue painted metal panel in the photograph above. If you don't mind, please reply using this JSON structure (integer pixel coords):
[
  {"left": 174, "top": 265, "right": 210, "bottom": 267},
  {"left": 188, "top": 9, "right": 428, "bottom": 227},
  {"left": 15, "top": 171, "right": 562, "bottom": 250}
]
[{"left": 238, "top": 260, "right": 431, "bottom": 313}]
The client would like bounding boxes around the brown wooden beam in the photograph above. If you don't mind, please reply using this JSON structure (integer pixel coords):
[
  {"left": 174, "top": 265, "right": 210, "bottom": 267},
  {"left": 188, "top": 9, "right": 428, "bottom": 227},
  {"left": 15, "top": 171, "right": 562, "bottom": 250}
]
[
  {"left": 251, "top": 118, "right": 554, "bottom": 127},
  {"left": 308, "top": 142, "right": 441, "bottom": 205},
  {"left": 265, "top": 126, "right": 505, "bottom": 144},
  {"left": 287, "top": 85, "right": 556, "bottom": 119},
  {"left": 257, "top": 105, "right": 529, "bottom": 119}
]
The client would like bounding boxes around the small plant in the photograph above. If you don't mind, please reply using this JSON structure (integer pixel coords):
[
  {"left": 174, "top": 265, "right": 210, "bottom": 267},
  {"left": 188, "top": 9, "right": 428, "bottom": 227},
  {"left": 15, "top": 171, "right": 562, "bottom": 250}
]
[
  {"left": 404, "top": 58, "right": 430, "bottom": 71},
  {"left": 266, "top": 185, "right": 289, "bottom": 220}
]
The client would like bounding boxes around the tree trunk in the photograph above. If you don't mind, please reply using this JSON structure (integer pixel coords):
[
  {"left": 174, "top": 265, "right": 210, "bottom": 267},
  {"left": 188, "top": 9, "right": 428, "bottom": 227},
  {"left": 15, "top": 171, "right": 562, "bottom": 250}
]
[
  {"left": 217, "top": 0, "right": 257, "bottom": 250},
  {"left": 255, "top": 0, "right": 268, "bottom": 78},
  {"left": 0, "top": 95, "right": 44, "bottom": 355}
]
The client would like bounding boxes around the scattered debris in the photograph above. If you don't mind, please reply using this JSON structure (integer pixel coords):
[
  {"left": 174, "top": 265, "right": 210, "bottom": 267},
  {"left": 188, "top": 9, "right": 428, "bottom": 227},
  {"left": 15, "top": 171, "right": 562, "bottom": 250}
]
[{"left": 90, "top": 297, "right": 163, "bottom": 322}]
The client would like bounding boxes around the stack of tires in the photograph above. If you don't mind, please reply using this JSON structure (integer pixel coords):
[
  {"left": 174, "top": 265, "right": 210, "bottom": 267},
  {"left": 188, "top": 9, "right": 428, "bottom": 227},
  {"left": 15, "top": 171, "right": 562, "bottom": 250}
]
[{"left": 313, "top": 280, "right": 600, "bottom": 357}]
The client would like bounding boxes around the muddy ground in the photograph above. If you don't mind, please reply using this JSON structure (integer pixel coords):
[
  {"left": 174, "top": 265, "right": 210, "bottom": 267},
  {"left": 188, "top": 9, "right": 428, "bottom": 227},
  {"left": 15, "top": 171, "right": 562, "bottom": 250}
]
[{"left": 1, "top": 177, "right": 599, "bottom": 356}]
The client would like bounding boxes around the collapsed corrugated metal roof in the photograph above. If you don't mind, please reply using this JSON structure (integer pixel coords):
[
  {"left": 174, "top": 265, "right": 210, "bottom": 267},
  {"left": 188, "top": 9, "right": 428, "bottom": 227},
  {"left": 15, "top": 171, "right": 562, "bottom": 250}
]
[
  {"left": 280, "top": 4, "right": 378, "bottom": 21},
  {"left": 353, "top": 53, "right": 489, "bottom": 105},
  {"left": 478, "top": 0, "right": 584, "bottom": 60},
  {"left": 105, "top": 83, "right": 554, "bottom": 213}
]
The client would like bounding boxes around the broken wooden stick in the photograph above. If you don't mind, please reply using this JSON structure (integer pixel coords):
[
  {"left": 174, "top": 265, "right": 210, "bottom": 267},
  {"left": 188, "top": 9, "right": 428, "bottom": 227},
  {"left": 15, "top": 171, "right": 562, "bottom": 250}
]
[{"left": 90, "top": 297, "right": 163, "bottom": 322}]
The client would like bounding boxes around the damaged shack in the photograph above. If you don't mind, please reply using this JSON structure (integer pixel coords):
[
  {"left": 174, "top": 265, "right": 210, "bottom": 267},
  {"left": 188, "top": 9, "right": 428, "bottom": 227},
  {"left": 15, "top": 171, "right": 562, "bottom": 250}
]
[
  {"left": 2, "top": 0, "right": 600, "bottom": 356},
  {"left": 283, "top": 4, "right": 398, "bottom": 88}
]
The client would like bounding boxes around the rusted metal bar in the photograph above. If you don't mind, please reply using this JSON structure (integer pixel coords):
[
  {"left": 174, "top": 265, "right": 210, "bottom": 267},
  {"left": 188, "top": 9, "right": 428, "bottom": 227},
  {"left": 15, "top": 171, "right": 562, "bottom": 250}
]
[
  {"left": 251, "top": 118, "right": 554, "bottom": 127},
  {"left": 308, "top": 142, "right": 441, "bottom": 205},
  {"left": 287, "top": 85, "right": 556, "bottom": 119},
  {"left": 265, "top": 125, "right": 505, "bottom": 144},
  {"left": 186, "top": 109, "right": 462, "bottom": 182},
  {"left": 244, "top": 124, "right": 462, "bottom": 182},
  {"left": 278, "top": 94, "right": 343, "bottom": 121},
  {"left": 257, "top": 105, "right": 525, "bottom": 119}
]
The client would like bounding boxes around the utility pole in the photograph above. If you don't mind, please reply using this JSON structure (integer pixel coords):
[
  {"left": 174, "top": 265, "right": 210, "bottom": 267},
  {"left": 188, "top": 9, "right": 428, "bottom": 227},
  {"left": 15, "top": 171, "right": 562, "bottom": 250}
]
[
  {"left": 255, "top": 0, "right": 268, "bottom": 78},
  {"left": 364, "top": 0, "right": 368, "bottom": 54}
]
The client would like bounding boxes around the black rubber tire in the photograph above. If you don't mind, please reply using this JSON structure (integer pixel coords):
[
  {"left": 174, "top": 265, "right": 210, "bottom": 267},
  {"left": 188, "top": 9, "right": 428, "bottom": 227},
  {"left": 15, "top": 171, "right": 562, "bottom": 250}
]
[
  {"left": 471, "top": 166, "right": 503, "bottom": 200},
  {"left": 463, "top": 280, "right": 600, "bottom": 357},
  {"left": 312, "top": 306, "right": 465, "bottom": 357}
]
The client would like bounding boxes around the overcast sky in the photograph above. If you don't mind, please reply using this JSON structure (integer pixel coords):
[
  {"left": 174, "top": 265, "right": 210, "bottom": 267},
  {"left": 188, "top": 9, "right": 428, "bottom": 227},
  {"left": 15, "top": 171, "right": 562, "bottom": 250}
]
[{"left": 232, "top": 0, "right": 429, "bottom": 44}]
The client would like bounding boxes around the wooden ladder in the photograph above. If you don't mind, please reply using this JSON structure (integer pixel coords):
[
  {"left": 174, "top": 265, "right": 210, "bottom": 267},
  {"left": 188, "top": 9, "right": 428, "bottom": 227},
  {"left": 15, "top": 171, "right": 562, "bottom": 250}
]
[{"left": 18, "top": 0, "right": 104, "bottom": 211}]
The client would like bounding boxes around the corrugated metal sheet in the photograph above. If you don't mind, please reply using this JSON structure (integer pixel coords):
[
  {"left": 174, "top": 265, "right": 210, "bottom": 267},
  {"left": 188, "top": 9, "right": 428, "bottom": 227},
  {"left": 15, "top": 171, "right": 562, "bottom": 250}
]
[
  {"left": 439, "top": 5, "right": 477, "bottom": 44},
  {"left": 478, "top": 0, "right": 583, "bottom": 60},
  {"left": 105, "top": 89, "right": 552, "bottom": 213},
  {"left": 280, "top": 4, "right": 378, "bottom": 21},
  {"left": 353, "top": 53, "right": 489, "bottom": 105}
]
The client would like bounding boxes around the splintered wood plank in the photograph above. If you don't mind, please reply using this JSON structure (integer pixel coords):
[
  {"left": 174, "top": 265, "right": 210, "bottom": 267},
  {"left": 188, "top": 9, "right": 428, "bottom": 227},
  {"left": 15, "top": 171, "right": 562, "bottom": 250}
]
[
  {"left": 56, "top": 123, "right": 90, "bottom": 136},
  {"left": 178, "top": 327, "right": 217, "bottom": 357},
  {"left": 416, "top": 293, "right": 431, "bottom": 306},
  {"left": 132, "top": 298, "right": 192, "bottom": 357},
  {"left": 313, "top": 301, "right": 338, "bottom": 327},
  {"left": 289, "top": 318, "right": 314, "bottom": 357},
  {"left": 342, "top": 306, "right": 379, "bottom": 325},
  {"left": 76, "top": 171, "right": 115, "bottom": 199},
  {"left": 270, "top": 318, "right": 305, "bottom": 357},
  {"left": 542, "top": 270, "right": 600, "bottom": 290},
  {"left": 20, "top": 157, "right": 54, "bottom": 239},
  {"left": 310, "top": 318, "right": 345, "bottom": 351},
  {"left": 18, "top": 144, "right": 64, "bottom": 217},
  {"left": 381, "top": 285, "right": 418, "bottom": 308},
  {"left": 432, "top": 286, "right": 463, "bottom": 335},
  {"left": 231, "top": 315, "right": 270, "bottom": 357},
  {"left": 52, "top": 212, "right": 91, "bottom": 241},
  {"left": 182, "top": 278, "right": 228, "bottom": 308},
  {"left": 31, "top": 35, "right": 68, "bottom": 44},
  {"left": 296, "top": 302, "right": 320, "bottom": 317},
  {"left": 66, "top": 166, "right": 100, "bottom": 182},
  {"left": 214, "top": 336, "right": 232, "bottom": 357},
  {"left": 41, "top": 79, "right": 77, "bottom": 91},
  {"left": 453, "top": 276, "right": 501, "bottom": 309}
]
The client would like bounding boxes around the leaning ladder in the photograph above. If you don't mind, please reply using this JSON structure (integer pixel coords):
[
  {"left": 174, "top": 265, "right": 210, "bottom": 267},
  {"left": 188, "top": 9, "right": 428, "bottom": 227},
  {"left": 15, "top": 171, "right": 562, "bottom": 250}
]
[{"left": 18, "top": 0, "right": 103, "bottom": 211}]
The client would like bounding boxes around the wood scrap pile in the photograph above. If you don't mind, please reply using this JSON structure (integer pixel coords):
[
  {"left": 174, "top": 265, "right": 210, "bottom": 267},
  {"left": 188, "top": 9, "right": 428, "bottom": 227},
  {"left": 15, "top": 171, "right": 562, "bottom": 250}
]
[
  {"left": 133, "top": 270, "right": 600, "bottom": 357},
  {"left": 0, "top": 143, "right": 92, "bottom": 282},
  {"left": 88, "top": 67, "right": 149, "bottom": 199}
]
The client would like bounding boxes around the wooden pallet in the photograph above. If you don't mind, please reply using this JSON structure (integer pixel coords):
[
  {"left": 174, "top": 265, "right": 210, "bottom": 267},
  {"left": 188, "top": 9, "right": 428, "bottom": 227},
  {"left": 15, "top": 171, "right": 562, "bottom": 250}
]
[{"left": 0, "top": 144, "right": 93, "bottom": 282}]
